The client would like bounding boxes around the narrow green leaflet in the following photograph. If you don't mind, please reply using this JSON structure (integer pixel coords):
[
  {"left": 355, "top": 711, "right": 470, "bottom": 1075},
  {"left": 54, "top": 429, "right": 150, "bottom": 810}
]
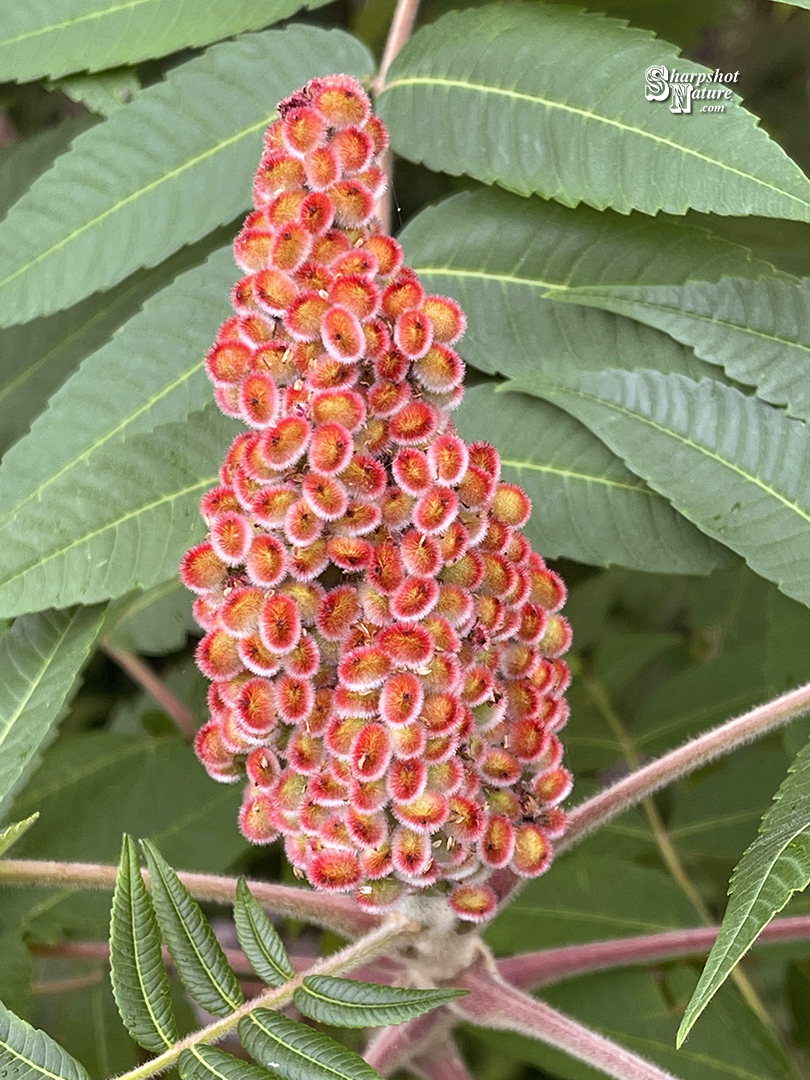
[
  {"left": 0, "top": 605, "right": 106, "bottom": 811},
  {"left": 240, "top": 1010, "right": 383, "bottom": 1080},
  {"left": 515, "top": 369, "right": 810, "bottom": 607},
  {"left": 0, "top": 229, "right": 231, "bottom": 459},
  {"left": 0, "top": 0, "right": 333, "bottom": 81},
  {"left": 295, "top": 976, "right": 466, "bottom": 1028},
  {"left": 0, "top": 406, "right": 237, "bottom": 618},
  {"left": 399, "top": 188, "right": 767, "bottom": 386},
  {"left": 0, "top": 26, "right": 373, "bottom": 326},
  {"left": 0, "top": 244, "right": 233, "bottom": 524},
  {"left": 680, "top": 736, "right": 810, "bottom": 1044},
  {"left": 547, "top": 276, "right": 810, "bottom": 422},
  {"left": 110, "top": 835, "right": 178, "bottom": 1053},
  {"left": 456, "top": 384, "right": 724, "bottom": 575},
  {"left": 0, "top": 813, "right": 39, "bottom": 858},
  {"left": 141, "top": 840, "right": 243, "bottom": 1019},
  {"left": 179, "top": 1045, "right": 274, "bottom": 1080},
  {"left": 0, "top": 998, "right": 90, "bottom": 1080},
  {"left": 379, "top": 4, "right": 810, "bottom": 219},
  {"left": 234, "top": 878, "right": 294, "bottom": 988}
]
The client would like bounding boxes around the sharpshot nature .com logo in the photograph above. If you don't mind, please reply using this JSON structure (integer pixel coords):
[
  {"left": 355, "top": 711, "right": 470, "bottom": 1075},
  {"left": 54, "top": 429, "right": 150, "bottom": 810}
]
[{"left": 645, "top": 65, "right": 740, "bottom": 114}]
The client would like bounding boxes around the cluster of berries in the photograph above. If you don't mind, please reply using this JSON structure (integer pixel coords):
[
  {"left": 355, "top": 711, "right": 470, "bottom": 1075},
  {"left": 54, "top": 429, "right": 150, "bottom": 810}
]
[{"left": 180, "top": 75, "right": 572, "bottom": 922}]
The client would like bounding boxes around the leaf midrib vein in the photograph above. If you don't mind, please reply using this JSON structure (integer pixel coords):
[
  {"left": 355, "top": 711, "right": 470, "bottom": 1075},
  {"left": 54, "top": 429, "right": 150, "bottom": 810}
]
[
  {"left": 384, "top": 76, "right": 810, "bottom": 211},
  {"left": 565, "top": 288, "right": 810, "bottom": 361},
  {"left": 0, "top": 116, "right": 271, "bottom": 293},
  {"left": 500, "top": 455, "right": 649, "bottom": 495},
  {"left": 0, "top": 1033, "right": 80, "bottom": 1080},
  {"left": 549, "top": 381, "right": 810, "bottom": 527},
  {"left": 0, "top": 474, "right": 215, "bottom": 595},
  {"left": 0, "top": 359, "right": 205, "bottom": 528},
  {"left": 0, "top": 612, "right": 78, "bottom": 754},
  {"left": 0, "top": 0, "right": 159, "bottom": 48}
]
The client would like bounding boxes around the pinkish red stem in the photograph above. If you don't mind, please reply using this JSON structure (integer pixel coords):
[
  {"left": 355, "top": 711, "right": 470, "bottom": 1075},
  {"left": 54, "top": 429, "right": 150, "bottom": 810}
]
[
  {"left": 559, "top": 680, "right": 810, "bottom": 852},
  {"left": 411, "top": 1037, "right": 475, "bottom": 1080},
  {"left": 365, "top": 1010, "right": 454, "bottom": 1076},
  {"left": 497, "top": 914, "right": 810, "bottom": 989},
  {"left": 0, "top": 858, "right": 379, "bottom": 938},
  {"left": 102, "top": 641, "right": 197, "bottom": 740},
  {"left": 456, "top": 967, "right": 679, "bottom": 1080}
]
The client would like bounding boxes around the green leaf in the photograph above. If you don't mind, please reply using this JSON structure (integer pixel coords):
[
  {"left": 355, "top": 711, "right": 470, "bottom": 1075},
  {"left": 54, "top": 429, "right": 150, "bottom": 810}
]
[
  {"left": 0, "top": 605, "right": 106, "bottom": 811},
  {"left": 179, "top": 1045, "right": 274, "bottom": 1080},
  {"left": 140, "top": 839, "right": 243, "bottom": 1018},
  {"left": 106, "top": 580, "right": 196, "bottom": 656},
  {"left": 0, "top": 25, "right": 374, "bottom": 326},
  {"left": 47, "top": 69, "right": 141, "bottom": 116},
  {"left": 234, "top": 878, "right": 294, "bottom": 988},
  {"left": 110, "top": 835, "right": 178, "bottom": 1053},
  {"left": 398, "top": 188, "right": 767, "bottom": 385},
  {"left": 0, "top": 813, "right": 39, "bottom": 858},
  {"left": 515, "top": 369, "right": 810, "bottom": 607},
  {"left": 240, "top": 1010, "right": 383, "bottom": 1080},
  {"left": 0, "top": 243, "right": 233, "bottom": 527},
  {"left": 379, "top": 4, "right": 810, "bottom": 219},
  {"left": 0, "top": 405, "right": 238, "bottom": 617},
  {"left": 295, "top": 976, "right": 466, "bottom": 1028},
  {"left": 0, "top": 931, "right": 32, "bottom": 1021},
  {"left": 456, "top": 384, "right": 725, "bottom": 575},
  {"left": 679, "top": 735, "right": 810, "bottom": 1044},
  {"left": 0, "top": 117, "right": 96, "bottom": 219},
  {"left": 0, "top": 227, "right": 232, "bottom": 458},
  {"left": 0, "top": 998, "right": 90, "bottom": 1080},
  {"left": 547, "top": 276, "right": 810, "bottom": 423},
  {"left": 0, "top": 0, "right": 333, "bottom": 81}
]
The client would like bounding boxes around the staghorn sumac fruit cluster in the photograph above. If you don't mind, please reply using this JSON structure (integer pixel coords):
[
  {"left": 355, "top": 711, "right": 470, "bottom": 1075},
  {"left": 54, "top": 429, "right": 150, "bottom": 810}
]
[{"left": 181, "top": 75, "right": 572, "bottom": 922}]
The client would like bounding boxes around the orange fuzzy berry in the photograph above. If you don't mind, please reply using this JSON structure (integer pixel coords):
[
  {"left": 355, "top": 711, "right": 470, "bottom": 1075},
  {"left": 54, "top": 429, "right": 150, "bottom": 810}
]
[{"left": 282, "top": 106, "right": 327, "bottom": 156}]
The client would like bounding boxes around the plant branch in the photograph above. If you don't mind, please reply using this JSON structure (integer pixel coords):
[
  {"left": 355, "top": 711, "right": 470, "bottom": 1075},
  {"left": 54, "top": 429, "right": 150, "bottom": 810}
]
[
  {"left": 0, "top": 858, "right": 381, "bottom": 938},
  {"left": 371, "top": 0, "right": 420, "bottom": 97},
  {"left": 497, "top": 915, "right": 810, "bottom": 989},
  {"left": 411, "top": 1037, "right": 475, "bottom": 1080},
  {"left": 371, "top": 0, "right": 420, "bottom": 234},
  {"left": 364, "top": 1010, "right": 454, "bottom": 1076},
  {"left": 113, "top": 916, "right": 417, "bottom": 1080},
  {"left": 29, "top": 939, "right": 403, "bottom": 987},
  {"left": 456, "top": 967, "right": 680, "bottom": 1080},
  {"left": 560, "top": 680, "right": 810, "bottom": 853},
  {"left": 102, "top": 640, "right": 196, "bottom": 740}
]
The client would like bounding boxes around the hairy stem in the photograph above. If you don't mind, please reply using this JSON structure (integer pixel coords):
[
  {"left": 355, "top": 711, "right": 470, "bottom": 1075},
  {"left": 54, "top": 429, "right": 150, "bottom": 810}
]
[
  {"left": 0, "top": 858, "right": 380, "bottom": 938},
  {"left": 372, "top": 0, "right": 421, "bottom": 96},
  {"left": 411, "top": 1037, "right": 475, "bottom": 1080},
  {"left": 113, "top": 916, "right": 417, "bottom": 1080},
  {"left": 102, "top": 641, "right": 196, "bottom": 740},
  {"left": 30, "top": 939, "right": 404, "bottom": 986},
  {"left": 371, "top": 0, "right": 420, "bottom": 233},
  {"left": 560, "top": 680, "right": 810, "bottom": 853},
  {"left": 584, "top": 677, "right": 771, "bottom": 1027},
  {"left": 498, "top": 914, "right": 810, "bottom": 989},
  {"left": 365, "top": 1010, "right": 453, "bottom": 1076},
  {"left": 456, "top": 967, "right": 679, "bottom": 1080}
]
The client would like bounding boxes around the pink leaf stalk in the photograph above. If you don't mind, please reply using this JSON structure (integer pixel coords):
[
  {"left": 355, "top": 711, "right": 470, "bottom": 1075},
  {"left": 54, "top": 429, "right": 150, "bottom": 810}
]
[
  {"left": 457, "top": 968, "right": 679, "bottom": 1080},
  {"left": 181, "top": 75, "right": 572, "bottom": 922}
]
